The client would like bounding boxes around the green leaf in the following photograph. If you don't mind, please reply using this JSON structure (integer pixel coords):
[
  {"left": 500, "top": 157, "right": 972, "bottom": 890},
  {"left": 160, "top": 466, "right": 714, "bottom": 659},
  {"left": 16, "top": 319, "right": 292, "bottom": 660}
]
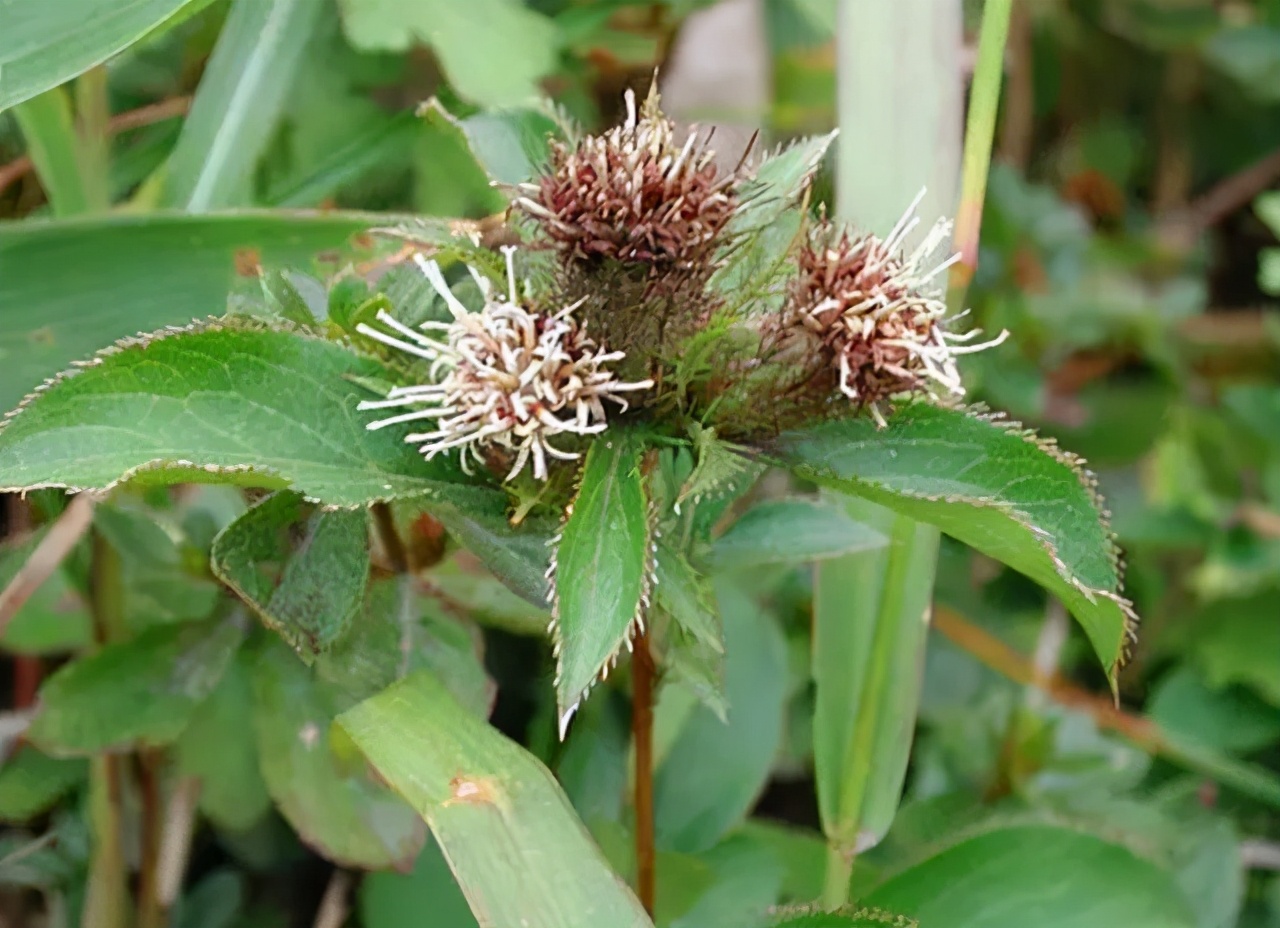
[
  {"left": 0, "top": 211, "right": 377, "bottom": 412},
  {"left": 0, "top": 0, "right": 196, "bottom": 111},
  {"left": 668, "top": 836, "right": 784, "bottom": 928},
  {"left": 266, "top": 111, "right": 421, "bottom": 208},
  {"left": 862, "top": 824, "right": 1196, "bottom": 928},
  {"left": 316, "top": 578, "right": 493, "bottom": 717},
  {"left": 709, "top": 497, "right": 886, "bottom": 570},
  {"left": 1148, "top": 666, "right": 1280, "bottom": 754},
  {"left": 709, "top": 132, "right": 836, "bottom": 308},
  {"left": 359, "top": 836, "right": 478, "bottom": 928},
  {"left": 0, "top": 324, "right": 483, "bottom": 505},
  {"left": 676, "top": 426, "right": 756, "bottom": 523},
  {"left": 174, "top": 647, "right": 271, "bottom": 831},
  {"left": 337, "top": 670, "right": 654, "bottom": 928},
  {"left": 428, "top": 495, "right": 556, "bottom": 609},
  {"left": 1186, "top": 590, "right": 1280, "bottom": 705},
  {"left": 162, "top": 0, "right": 328, "bottom": 210},
  {"left": 1204, "top": 26, "right": 1280, "bottom": 103},
  {"left": 251, "top": 637, "right": 423, "bottom": 868},
  {"left": 12, "top": 87, "right": 98, "bottom": 217},
  {"left": 813, "top": 498, "right": 934, "bottom": 859},
  {"left": 769, "top": 404, "right": 1135, "bottom": 682},
  {"left": 552, "top": 433, "right": 651, "bottom": 734},
  {"left": 211, "top": 492, "right": 369, "bottom": 656},
  {"left": 654, "top": 583, "right": 788, "bottom": 854},
  {"left": 0, "top": 747, "right": 87, "bottom": 823},
  {"left": 337, "top": 0, "right": 559, "bottom": 108},
  {"left": 27, "top": 614, "right": 246, "bottom": 755},
  {"left": 655, "top": 542, "right": 723, "bottom": 654},
  {"left": 420, "top": 98, "right": 558, "bottom": 187},
  {"left": 95, "top": 502, "right": 221, "bottom": 628}
]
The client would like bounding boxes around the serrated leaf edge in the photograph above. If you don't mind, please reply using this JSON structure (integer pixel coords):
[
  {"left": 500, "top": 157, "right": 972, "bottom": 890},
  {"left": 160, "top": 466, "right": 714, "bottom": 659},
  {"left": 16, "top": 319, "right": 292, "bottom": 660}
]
[
  {"left": 765, "top": 403, "right": 1140, "bottom": 671},
  {"left": 0, "top": 316, "right": 469, "bottom": 509},
  {"left": 546, "top": 452, "right": 657, "bottom": 739}
]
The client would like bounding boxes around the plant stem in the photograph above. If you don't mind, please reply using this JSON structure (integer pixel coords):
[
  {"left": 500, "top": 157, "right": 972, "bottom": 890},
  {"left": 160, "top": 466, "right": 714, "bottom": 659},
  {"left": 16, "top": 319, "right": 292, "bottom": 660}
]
[
  {"left": 136, "top": 750, "right": 165, "bottom": 928},
  {"left": 84, "top": 531, "right": 128, "bottom": 928},
  {"left": 313, "top": 870, "right": 353, "bottom": 928},
  {"left": 821, "top": 842, "right": 854, "bottom": 911},
  {"left": 154, "top": 777, "right": 203, "bottom": 920},
  {"left": 83, "top": 756, "right": 128, "bottom": 928},
  {"left": 371, "top": 501, "right": 409, "bottom": 573},
  {"left": 632, "top": 624, "right": 656, "bottom": 916},
  {"left": 948, "top": 0, "right": 1013, "bottom": 308}
]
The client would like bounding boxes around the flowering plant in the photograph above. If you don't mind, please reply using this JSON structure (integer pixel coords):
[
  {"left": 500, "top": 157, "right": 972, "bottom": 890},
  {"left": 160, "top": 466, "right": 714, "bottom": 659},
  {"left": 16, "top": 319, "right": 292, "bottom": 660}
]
[{"left": 0, "top": 80, "right": 1134, "bottom": 927}]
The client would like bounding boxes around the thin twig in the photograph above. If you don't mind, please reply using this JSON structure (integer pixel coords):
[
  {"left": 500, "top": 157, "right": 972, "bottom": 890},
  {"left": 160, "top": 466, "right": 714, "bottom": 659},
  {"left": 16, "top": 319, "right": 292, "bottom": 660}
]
[
  {"left": 312, "top": 870, "right": 353, "bottom": 928},
  {"left": 154, "top": 777, "right": 202, "bottom": 911},
  {"left": 632, "top": 625, "right": 656, "bottom": 916},
  {"left": 996, "top": 0, "right": 1034, "bottom": 171},
  {"left": 1241, "top": 839, "right": 1280, "bottom": 872},
  {"left": 371, "top": 501, "right": 410, "bottom": 574},
  {"left": 933, "top": 605, "right": 1154, "bottom": 743},
  {"left": 0, "top": 831, "right": 58, "bottom": 871},
  {"left": 136, "top": 750, "right": 165, "bottom": 928},
  {"left": 0, "top": 95, "right": 192, "bottom": 197},
  {"left": 0, "top": 494, "right": 95, "bottom": 638},
  {"left": 1156, "top": 145, "right": 1280, "bottom": 250}
]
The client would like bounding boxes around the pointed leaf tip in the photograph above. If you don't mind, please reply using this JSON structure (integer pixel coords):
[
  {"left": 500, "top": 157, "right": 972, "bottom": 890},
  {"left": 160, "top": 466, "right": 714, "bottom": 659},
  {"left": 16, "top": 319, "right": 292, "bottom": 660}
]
[{"left": 769, "top": 404, "right": 1135, "bottom": 680}]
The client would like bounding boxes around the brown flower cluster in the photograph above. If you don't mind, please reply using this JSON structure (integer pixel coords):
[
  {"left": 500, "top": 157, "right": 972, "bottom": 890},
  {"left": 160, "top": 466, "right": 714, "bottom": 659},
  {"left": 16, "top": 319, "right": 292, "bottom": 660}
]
[
  {"left": 513, "top": 85, "right": 737, "bottom": 276},
  {"left": 769, "top": 196, "right": 1006, "bottom": 427}
]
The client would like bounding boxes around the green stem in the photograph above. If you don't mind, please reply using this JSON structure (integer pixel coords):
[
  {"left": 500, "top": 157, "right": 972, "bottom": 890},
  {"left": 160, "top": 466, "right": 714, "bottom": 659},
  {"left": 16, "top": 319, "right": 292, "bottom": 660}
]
[
  {"left": 948, "top": 0, "right": 1014, "bottom": 308},
  {"left": 83, "top": 531, "right": 129, "bottom": 928},
  {"left": 821, "top": 842, "right": 854, "bottom": 911}
]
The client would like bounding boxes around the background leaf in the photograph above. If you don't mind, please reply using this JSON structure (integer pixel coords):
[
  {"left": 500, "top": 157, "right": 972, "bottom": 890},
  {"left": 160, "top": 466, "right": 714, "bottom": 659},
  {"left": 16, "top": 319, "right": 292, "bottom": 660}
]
[
  {"left": 862, "top": 824, "right": 1197, "bottom": 928},
  {"left": 174, "top": 647, "right": 272, "bottom": 831},
  {"left": 708, "top": 497, "right": 886, "bottom": 569},
  {"left": 27, "top": 614, "right": 245, "bottom": 755},
  {"left": 654, "top": 583, "right": 788, "bottom": 854},
  {"left": 337, "top": 0, "right": 559, "bottom": 108},
  {"left": 251, "top": 636, "right": 423, "bottom": 869},
  {"left": 0, "top": 211, "right": 377, "bottom": 411},
  {"left": 0, "top": 0, "right": 195, "bottom": 111},
  {"left": 162, "top": 0, "right": 327, "bottom": 210},
  {"left": 211, "top": 491, "right": 370, "bottom": 656}
]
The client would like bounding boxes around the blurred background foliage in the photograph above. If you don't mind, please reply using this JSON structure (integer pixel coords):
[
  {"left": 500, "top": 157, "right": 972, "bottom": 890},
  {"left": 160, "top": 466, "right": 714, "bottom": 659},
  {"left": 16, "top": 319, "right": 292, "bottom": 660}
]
[{"left": 1, "top": 0, "right": 1279, "bottom": 926}]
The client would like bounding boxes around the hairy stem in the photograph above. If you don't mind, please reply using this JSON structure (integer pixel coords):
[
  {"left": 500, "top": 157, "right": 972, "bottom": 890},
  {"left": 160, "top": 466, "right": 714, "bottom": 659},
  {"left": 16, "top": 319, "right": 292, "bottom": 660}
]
[{"left": 632, "top": 625, "right": 656, "bottom": 916}]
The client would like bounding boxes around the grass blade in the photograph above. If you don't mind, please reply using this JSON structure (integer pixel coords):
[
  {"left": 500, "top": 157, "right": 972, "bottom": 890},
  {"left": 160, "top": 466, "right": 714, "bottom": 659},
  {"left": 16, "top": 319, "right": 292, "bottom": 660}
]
[
  {"left": 814, "top": 0, "right": 965, "bottom": 905},
  {"left": 11, "top": 87, "right": 95, "bottom": 217},
  {"left": 338, "top": 670, "right": 655, "bottom": 928},
  {"left": 162, "top": 0, "right": 326, "bottom": 210},
  {"left": 0, "top": 0, "right": 196, "bottom": 111}
]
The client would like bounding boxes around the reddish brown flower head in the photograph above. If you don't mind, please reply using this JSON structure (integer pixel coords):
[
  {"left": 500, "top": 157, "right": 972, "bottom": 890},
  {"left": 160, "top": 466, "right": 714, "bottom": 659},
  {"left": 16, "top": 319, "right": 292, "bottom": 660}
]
[
  {"left": 781, "top": 194, "right": 1006, "bottom": 425},
  {"left": 514, "top": 86, "right": 737, "bottom": 274}
]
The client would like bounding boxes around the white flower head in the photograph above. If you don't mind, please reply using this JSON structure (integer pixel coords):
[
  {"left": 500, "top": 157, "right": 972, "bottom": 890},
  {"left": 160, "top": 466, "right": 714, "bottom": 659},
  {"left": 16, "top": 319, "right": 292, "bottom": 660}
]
[
  {"left": 788, "top": 190, "right": 1009, "bottom": 425},
  {"left": 356, "top": 247, "right": 654, "bottom": 482}
]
